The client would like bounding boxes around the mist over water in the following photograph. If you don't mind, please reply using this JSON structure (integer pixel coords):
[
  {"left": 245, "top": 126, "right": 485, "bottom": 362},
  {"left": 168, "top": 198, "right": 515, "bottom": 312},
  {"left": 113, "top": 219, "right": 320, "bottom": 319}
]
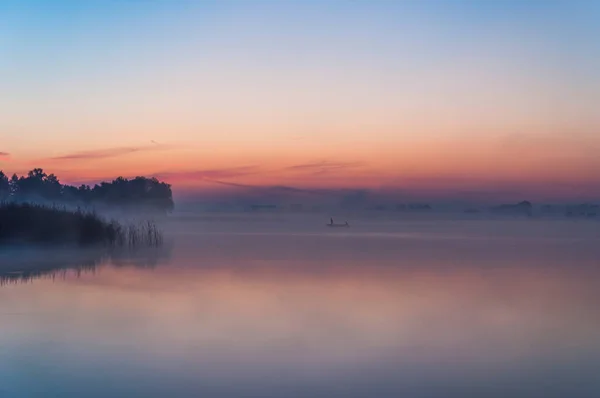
[{"left": 1, "top": 213, "right": 599, "bottom": 397}]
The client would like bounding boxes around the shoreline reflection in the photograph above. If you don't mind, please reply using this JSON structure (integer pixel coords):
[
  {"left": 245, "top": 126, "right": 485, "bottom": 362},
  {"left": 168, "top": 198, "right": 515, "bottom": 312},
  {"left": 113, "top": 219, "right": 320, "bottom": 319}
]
[{"left": 0, "top": 245, "right": 172, "bottom": 285}]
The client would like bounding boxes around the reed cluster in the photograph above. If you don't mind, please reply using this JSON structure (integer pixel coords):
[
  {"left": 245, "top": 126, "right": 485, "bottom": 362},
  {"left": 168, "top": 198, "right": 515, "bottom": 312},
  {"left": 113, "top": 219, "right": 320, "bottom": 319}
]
[{"left": 0, "top": 202, "right": 163, "bottom": 247}]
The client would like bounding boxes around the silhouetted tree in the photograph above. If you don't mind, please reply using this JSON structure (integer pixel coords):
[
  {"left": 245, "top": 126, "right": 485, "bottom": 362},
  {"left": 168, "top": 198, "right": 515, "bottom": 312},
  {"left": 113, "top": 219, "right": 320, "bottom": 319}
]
[
  {"left": 10, "top": 174, "right": 19, "bottom": 197},
  {"left": 0, "top": 169, "right": 174, "bottom": 212},
  {"left": 0, "top": 171, "right": 9, "bottom": 200}
]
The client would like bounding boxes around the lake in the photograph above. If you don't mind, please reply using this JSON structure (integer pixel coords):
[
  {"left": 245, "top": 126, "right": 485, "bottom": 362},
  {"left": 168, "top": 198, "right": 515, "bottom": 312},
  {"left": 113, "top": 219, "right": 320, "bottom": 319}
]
[{"left": 1, "top": 213, "right": 599, "bottom": 397}]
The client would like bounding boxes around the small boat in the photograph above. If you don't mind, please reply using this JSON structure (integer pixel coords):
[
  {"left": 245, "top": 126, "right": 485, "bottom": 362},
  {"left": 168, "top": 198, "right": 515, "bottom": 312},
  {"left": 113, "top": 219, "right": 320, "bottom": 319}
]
[{"left": 326, "top": 219, "right": 349, "bottom": 227}]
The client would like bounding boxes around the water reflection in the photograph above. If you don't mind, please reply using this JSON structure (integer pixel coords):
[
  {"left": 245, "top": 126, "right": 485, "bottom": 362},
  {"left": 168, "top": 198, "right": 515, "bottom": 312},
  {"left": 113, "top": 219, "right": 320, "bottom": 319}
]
[
  {"left": 0, "top": 245, "right": 172, "bottom": 285},
  {"left": 1, "top": 218, "right": 599, "bottom": 397}
]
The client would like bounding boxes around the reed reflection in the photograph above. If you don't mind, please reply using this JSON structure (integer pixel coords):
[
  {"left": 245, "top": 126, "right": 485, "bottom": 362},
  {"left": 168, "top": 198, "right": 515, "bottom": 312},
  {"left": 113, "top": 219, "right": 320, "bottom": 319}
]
[{"left": 0, "top": 245, "right": 172, "bottom": 285}]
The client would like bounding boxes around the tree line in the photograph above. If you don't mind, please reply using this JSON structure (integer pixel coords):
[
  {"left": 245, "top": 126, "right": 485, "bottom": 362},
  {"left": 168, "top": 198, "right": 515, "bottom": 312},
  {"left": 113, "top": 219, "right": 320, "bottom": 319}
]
[{"left": 0, "top": 168, "right": 174, "bottom": 212}]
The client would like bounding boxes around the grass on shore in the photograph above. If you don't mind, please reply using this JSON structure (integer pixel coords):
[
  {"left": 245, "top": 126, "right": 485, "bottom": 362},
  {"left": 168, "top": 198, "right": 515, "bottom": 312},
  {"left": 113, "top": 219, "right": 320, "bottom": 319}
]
[{"left": 0, "top": 202, "right": 163, "bottom": 247}]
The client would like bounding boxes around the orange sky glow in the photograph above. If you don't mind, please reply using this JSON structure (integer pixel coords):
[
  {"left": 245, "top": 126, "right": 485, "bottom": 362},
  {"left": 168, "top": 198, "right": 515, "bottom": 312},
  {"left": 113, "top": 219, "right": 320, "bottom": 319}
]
[{"left": 1, "top": 1, "right": 599, "bottom": 201}]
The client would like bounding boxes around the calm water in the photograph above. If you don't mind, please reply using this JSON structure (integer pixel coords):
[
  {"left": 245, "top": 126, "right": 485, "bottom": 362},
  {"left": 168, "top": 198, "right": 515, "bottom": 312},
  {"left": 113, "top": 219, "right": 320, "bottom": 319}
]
[{"left": 1, "top": 214, "right": 600, "bottom": 397}]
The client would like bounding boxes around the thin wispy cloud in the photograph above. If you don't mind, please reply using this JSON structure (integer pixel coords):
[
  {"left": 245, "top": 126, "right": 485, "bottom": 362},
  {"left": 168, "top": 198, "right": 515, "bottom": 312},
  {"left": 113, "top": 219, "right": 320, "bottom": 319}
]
[
  {"left": 53, "top": 147, "right": 140, "bottom": 160},
  {"left": 286, "top": 160, "right": 362, "bottom": 176},
  {"left": 0, "top": 152, "right": 10, "bottom": 158},
  {"left": 206, "top": 179, "right": 333, "bottom": 196},
  {"left": 51, "top": 142, "right": 171, "bottom": 161},
  {"left": 153, "top": 166, "right": 259, "bottom": 181}
]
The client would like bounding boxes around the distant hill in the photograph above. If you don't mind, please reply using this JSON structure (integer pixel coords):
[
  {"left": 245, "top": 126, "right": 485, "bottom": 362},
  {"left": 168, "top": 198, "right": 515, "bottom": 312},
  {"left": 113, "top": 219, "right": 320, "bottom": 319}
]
[{"left": 491, "top": 201, "right": 533, "bottom": 216}]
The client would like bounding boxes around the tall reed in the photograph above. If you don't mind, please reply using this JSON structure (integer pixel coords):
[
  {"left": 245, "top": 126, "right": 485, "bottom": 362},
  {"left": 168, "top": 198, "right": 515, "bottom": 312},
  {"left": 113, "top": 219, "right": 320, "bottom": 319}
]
[{"left": 0, "top": 202, "right": 163, "bottom": 248}]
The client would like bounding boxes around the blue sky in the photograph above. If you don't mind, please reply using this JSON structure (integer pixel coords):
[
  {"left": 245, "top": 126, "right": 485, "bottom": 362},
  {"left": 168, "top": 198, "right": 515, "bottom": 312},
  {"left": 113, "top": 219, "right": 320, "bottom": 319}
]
[{"left": 1, "top": 0, "right": 599, "bottom": 200}]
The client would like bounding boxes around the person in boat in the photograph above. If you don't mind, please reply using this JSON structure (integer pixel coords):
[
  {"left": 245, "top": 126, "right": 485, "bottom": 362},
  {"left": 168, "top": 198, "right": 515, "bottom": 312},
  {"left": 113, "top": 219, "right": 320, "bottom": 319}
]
[{"left": 330, "top": 218, "right": 334, "bottom": 225}]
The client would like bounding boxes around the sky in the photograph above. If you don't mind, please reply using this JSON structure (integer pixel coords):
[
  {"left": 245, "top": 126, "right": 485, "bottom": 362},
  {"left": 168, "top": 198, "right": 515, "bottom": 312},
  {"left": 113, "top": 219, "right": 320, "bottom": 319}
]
[{"left": 1, "top": 0, "right": 599, "bottom": 202}]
